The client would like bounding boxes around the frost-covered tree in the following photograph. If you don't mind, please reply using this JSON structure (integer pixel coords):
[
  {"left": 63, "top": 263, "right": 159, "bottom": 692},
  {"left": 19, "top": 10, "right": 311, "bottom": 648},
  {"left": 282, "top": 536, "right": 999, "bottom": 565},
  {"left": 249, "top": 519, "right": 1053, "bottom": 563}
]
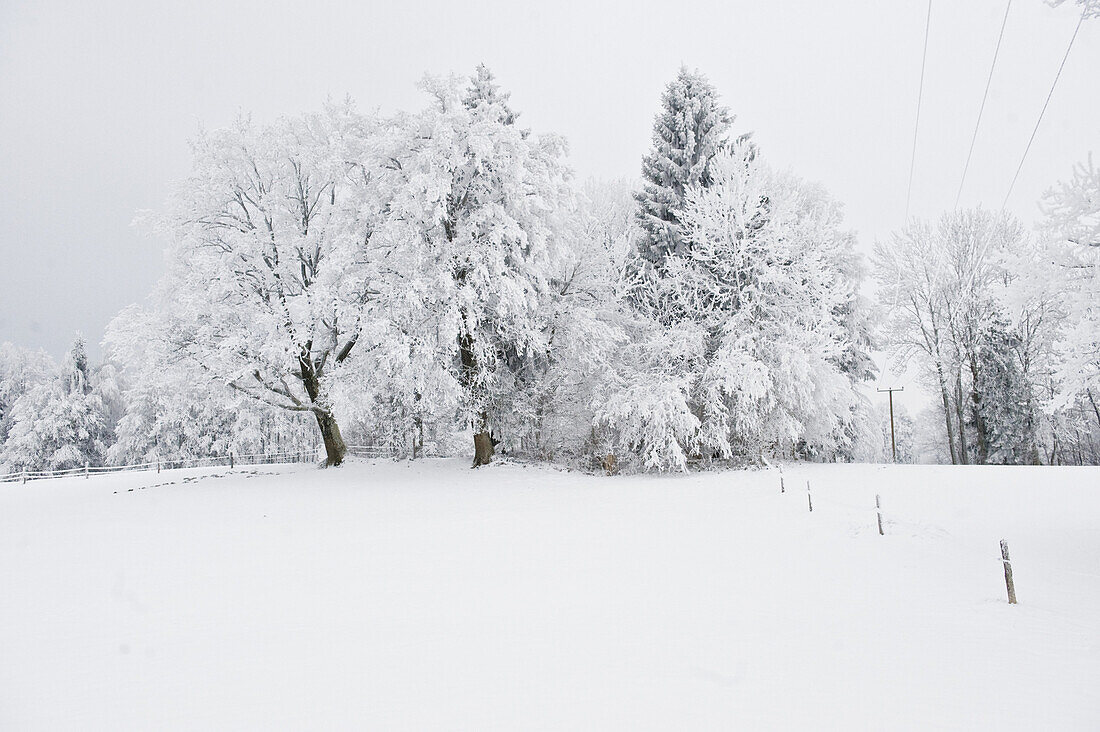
[
  {"left": 104, "top": 306, "right": 317, "bottom": 465},
  {"left": 634, "top": 67, "right": 733, "bottom": 270},
  {"left": 0, "top": 343, "right": 55, "bottom": 444},
  {"left": 1038, "top": 155, "right": 1100, "bottom": 427},
  {"left": 138, "top": 105, "right": 394, "bottom": 466},
  {"left": 376, "top": 70, "right": 576, "bottom": 466},
  {"left": 875, "top": 209, "right": 1044, "bottom": 464},
  {"left": 463, "top": 64, "right": 517, "bottom": 125},
  {"left": 1, "top": 338, "right": 113, "bottom": 472},
  {"left": 676, "top": 144, "right": 875, "bottom": 460},
  {"left": 600, "top": 143, "right": 875, "bottom": 470},
  {"left": 878, "top": 401, "right": 915, "bottom": 464}
]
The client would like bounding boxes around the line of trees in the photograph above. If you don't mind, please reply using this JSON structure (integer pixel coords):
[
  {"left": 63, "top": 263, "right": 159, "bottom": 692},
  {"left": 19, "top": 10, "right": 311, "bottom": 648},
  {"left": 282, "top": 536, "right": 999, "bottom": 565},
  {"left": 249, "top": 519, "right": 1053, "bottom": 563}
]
[
  {"left": 2, "top": 65, "right": 1097, "bottom": 473},
  {"left": 873, "top": 155, "right": 1100, "bottom": 465}
]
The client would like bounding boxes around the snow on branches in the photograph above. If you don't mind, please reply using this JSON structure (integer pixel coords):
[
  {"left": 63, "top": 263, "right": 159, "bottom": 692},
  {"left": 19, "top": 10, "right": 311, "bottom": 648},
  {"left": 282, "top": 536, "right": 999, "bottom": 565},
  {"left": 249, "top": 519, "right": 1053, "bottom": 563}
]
[
  {"left": 1046, "top": 0, "right": 1100, "bottom": 19},
  {"left": 599, "top": 142, "right": 875, "bottom": 470}
]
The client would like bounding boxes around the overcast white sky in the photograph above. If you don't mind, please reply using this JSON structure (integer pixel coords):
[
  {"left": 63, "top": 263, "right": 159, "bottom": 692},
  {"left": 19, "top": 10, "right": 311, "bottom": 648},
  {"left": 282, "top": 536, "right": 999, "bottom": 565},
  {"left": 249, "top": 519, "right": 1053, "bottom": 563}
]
[{"left": 1, "top": 0, "right": 1098, "bottom": 380}]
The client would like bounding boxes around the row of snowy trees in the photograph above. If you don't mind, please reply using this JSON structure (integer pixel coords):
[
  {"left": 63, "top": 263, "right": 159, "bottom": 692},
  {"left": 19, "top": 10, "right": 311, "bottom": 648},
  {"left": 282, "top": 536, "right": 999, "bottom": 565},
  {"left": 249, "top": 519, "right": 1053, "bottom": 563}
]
[
  {"left": 87, "top": 65, "right": 877, "bottom": 472},
  {"left": 3, "top": 64, "right": 1095, "bottom": 472},
  {"left": 874, "top": 154, "right": 1100, "bottom": 465},
  {"left": 0, "top": 338, "right": 317, "bottom": 473}
]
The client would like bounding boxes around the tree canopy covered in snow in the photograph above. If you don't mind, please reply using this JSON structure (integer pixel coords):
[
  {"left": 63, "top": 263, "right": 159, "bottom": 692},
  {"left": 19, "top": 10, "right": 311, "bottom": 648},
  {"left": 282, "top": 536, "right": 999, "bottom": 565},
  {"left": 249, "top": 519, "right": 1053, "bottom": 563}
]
[{"left": 2, "top": 64, "right": 1096, "bottom": 473}]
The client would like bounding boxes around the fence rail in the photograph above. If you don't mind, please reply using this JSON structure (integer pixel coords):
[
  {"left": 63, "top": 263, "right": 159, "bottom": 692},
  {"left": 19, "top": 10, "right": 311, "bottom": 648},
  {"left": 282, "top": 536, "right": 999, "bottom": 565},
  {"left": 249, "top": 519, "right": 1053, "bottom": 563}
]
[{"left": 0, "top": 444, "right": 392, "bottom": 485}]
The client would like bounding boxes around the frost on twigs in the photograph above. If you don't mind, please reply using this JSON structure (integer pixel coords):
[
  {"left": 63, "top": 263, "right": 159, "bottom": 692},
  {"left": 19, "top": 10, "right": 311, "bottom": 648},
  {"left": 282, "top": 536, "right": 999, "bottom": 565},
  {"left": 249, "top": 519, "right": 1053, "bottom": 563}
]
[{"left": 1046, "top": 0, "right": 1100, "bottom": 19}]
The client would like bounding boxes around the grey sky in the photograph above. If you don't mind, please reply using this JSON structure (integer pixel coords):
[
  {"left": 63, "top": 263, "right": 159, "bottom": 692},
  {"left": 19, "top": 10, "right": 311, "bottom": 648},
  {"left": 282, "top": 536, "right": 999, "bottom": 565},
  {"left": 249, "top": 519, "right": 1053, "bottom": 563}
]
[{"left": 2, "top": 0, "right": 1098, "bottom": 375}]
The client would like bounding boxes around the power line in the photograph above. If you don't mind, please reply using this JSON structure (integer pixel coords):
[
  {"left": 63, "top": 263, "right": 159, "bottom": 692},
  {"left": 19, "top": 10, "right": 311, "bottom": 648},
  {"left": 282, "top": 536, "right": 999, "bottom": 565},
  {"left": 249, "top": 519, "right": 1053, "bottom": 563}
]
[
  {"left": 955, "top": 0, "right": 1013, "bottom": 209},
  {"left": 1002, "top": 10, "right": 1086, "bottom": 210},
  {"left": 905, "top": 0, "right": 933, "bottom": 221}
]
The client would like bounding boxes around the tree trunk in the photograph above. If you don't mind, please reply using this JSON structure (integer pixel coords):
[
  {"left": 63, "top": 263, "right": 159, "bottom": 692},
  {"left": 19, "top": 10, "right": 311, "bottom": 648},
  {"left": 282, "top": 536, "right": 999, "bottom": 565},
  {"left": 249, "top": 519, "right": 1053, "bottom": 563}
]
[
  {"left": 1088, "top": 389, "right": 1100, "bottom": 431},
  {"left": 968, "top": 357, "right": 989, "bottom": 465},
  {"left": 473, "top": 430, "right": 495, "bottom": 467},
  {"left": 314, "top": 409, "right": 347, "bottom": 466},
  {"left": 935, "top": 362, "right": 959, "bottom": 465},
  {"left": 954, "top": 371, "right": 970, "bottom": 465},
  {"left": 460, "top": 328, "right": 497, "bottom": 468}
]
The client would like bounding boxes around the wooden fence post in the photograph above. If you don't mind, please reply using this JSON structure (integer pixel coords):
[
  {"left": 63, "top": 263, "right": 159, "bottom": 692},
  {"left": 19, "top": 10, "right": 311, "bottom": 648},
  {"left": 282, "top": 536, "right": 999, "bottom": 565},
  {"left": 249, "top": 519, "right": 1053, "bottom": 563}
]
[
  {"left": 876, "top": 494, "right": 884, "bottom": 536},
  {"left": 229, "top": 452, "right": 234, "bottom": 469},
  {"left": 85, "top": 462, "right": 89, "bottom": 479},
  {"left": 22, "top": 469, "right": 26, "bottom": 484},
  {"left": 806, "top": 481, "right": 813, "bottom": 512},
  {"left": 779, "top": 466, "right": 785, "bottom": 493},
  {"left": 1000, "top": 539, "right": 1017, "bottom": 604}
]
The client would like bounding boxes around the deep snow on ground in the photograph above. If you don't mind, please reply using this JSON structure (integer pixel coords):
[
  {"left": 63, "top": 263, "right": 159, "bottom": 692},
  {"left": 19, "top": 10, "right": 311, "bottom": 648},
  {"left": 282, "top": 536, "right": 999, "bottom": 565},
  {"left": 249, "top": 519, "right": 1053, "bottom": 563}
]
[{"left": 1, "top": 459, "right": 1098, "bottom": 731}]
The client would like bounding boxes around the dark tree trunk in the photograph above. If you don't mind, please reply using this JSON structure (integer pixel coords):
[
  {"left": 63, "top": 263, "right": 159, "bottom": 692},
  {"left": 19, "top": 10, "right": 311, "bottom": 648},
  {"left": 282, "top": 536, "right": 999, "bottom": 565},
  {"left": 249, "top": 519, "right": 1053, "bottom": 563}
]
[
  {"left": 1088, "top": 389, "right": 1100, "bottom": 431},
  {"left": 473, "top": 427, "right": 495, "bottom": 467},
  {"left": 314, "top": 409, "right": 347, "bottom": 466},
  {"left": 954, "top": 372, "right": 970, "bottom": 465},
  {"left": 298, "top": 350, "right": 346, "bottom": 467},
  {"left": 460, "top": 330, "right": 497, "bottom": 468},
  {"left": 935, "top": 363, "right": 959, "bottom": 465}
]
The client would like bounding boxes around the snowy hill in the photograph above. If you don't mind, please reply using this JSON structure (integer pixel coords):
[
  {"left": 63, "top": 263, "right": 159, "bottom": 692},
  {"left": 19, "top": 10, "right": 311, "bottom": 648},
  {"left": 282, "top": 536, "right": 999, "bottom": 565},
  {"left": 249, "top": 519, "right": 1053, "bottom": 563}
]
[{"left": 2, "top": 459, "right": 1098, "bottom": 730}]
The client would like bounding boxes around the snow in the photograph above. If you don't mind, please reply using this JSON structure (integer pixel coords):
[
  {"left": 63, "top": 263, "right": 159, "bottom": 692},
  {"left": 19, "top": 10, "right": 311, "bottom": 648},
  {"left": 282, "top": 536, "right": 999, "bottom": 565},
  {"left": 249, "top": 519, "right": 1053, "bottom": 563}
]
[{"left": 2, "top": 459, "right": 1098, "bottom": 730}]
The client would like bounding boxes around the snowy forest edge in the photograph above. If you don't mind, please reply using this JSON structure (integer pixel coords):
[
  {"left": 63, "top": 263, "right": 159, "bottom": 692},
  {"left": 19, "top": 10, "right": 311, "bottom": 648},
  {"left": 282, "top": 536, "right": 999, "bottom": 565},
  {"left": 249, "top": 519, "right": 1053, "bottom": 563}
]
[{"left": 2, "top": 65, "right": 1099, "bottom": 474}]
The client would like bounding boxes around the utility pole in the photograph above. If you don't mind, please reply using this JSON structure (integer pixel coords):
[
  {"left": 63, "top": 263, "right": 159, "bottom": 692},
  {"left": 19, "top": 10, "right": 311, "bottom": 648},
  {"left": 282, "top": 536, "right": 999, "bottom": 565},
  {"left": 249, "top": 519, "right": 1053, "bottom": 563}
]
[{"left": 878, "top": 386, "right": 905, "bottom": 462}]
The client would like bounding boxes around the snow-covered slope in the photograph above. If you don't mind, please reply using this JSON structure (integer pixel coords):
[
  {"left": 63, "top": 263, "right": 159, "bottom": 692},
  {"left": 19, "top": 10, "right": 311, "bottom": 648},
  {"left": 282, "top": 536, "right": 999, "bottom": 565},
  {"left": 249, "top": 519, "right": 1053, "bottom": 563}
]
[{"left": 1, "top": 459, "right": 1098, "bottom": 730}]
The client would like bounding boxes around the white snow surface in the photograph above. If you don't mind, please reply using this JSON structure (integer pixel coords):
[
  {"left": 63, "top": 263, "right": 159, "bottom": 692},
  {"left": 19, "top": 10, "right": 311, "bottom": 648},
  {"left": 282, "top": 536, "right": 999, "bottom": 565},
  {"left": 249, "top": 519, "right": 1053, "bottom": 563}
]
[{"left": 2, "top": 459, "right": 1098, "bottom": 730}]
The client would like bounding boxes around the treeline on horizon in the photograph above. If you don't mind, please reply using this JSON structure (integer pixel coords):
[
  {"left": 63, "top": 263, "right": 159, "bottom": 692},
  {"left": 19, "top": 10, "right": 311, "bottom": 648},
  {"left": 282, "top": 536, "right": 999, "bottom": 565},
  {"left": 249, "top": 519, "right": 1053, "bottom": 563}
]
[{"left": 1, "top": 65, "right": 1098, "bottom": 474}]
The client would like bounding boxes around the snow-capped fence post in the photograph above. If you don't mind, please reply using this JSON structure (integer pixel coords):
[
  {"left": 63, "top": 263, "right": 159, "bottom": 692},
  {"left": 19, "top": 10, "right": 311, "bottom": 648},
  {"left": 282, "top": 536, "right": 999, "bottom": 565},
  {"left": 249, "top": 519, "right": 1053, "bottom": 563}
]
[
  {"left": 85, "top": 462, "right": 89, "bottom": 480},
  {"left": 876, "top": 494, "right": 884, "bottom": 536},
  {"left": 22, "top": 469, "right": 26, "bottom": 484},
  {"left": 806, "top": 481, "right": 813, "bottom": 512},
  {"left": 229, "top": 452, "right": 234, "bottom": 469},
  {"left": 1000, "top": 539, "right": 1017, "bottom": 604},
  {"left": 779, "top": 466, "right": 785, "bottom": 493}
]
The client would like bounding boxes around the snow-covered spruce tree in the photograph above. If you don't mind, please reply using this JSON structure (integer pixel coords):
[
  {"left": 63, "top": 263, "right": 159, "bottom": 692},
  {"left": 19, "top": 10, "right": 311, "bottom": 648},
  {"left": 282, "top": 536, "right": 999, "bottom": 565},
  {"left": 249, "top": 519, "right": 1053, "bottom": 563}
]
[
  {"left": 377, "top": 70, "right": 575, "bottom": 466},
  {"left": 969, "top": 318, "right": 1041, "bottom": 464},
  {"left": 633, "top": 67, "right": 733, "bottom": 276},
  {"left": 600, "top": 142, "right": 875, "bottom": 470},
  {"left": 0, "top": 338, "right": 113, "bottom": 473},
  {"left": 140, "top": 106, "right": 393, "bottom": 466}
]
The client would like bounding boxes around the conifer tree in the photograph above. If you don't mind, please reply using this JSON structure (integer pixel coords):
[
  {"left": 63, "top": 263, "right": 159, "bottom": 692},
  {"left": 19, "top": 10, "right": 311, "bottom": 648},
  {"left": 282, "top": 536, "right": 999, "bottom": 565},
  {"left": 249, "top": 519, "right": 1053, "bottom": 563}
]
[
  {"left": 0, "top": 337, "right": 112, "bottom": 472},
  {"left": 463, "top": 64, "right": 517, "bottom": 125},
  {"left": 634, "top": 67, "right": 733, "bottom": 269}
]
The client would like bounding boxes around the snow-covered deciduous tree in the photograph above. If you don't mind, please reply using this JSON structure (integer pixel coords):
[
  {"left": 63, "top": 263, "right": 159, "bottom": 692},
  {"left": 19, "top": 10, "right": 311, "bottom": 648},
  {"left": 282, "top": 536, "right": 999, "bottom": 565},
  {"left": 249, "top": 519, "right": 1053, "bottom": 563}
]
[
  {"left": 878, "top": 400, "right": 915, "bottom": 464},
  {"left": 602, "top": 142, "right": 875, "bottom": 470},
  {"left": 0, "top": 338, "right": 113, "bottom": 473},
  {"left": 375, "top": 69, "right": 577, "bottom": 466},
  {"left": 104, "top": 306, "right": 317, "bottom": 466},
  {"left": 0, "top": 343, "right": 55, "bottom": 445},
  {"left": 675, "top": 144, "right": 875, "bottom": 461},
  {"left": 140, "top": 105, "right": 394, "bottom": 466},
  {"left": 1037, "top": 155, "right": 1100, "bottom": 426},
  {"left": 875, "top": 209, "right": 1045, "bottom": 465}
]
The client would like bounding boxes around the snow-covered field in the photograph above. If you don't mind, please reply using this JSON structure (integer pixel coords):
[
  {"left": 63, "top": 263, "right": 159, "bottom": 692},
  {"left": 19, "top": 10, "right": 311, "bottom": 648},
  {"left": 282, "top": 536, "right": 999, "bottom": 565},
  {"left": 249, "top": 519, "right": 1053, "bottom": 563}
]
[{"left": 1, "top": 459, "right": 1098, "bottom": 731}]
